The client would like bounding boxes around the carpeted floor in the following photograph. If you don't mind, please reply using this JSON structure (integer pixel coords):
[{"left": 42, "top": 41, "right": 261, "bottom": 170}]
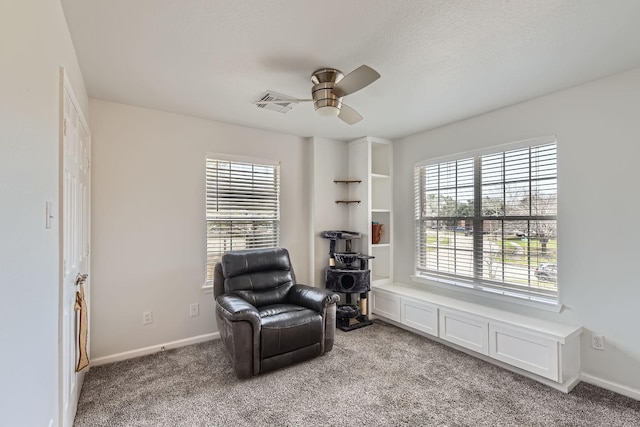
[{"left": 74, "top": 321, "right": 640, "bottom": 426}]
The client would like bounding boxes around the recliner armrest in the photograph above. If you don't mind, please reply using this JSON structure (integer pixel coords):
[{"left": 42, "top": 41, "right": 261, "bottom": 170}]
[
  {"left": 288, "top": 284, "right": 340, "bottom": 313},
  {"left": 216, "top": 294, "right": 261, "bottom": 327}
]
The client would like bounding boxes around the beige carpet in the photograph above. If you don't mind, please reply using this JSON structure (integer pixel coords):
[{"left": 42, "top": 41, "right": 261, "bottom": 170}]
[{"left": 74, "top": 321, "right": 640, "bottom": 426}]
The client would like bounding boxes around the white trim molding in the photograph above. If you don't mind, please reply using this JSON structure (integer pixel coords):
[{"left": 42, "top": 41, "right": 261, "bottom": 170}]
[
  {"left": 91, "top": 332, "right": 220, "bottom": 367},
  {"left": 581, "top": 373, "right": 640, "bottom": 401}
]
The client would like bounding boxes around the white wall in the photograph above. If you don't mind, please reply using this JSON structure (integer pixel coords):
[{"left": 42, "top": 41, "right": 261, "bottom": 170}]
[
  {"left": 89, "top": 99, "right": 312, "bottom": 359},
  {"left": 393, "top": 67, "right": 640, "bottom": 392},
  {"left": 310, "top": 137, "right": 350, "bottom": 286},
  {"left": 0, "top": 0, "right": 88, "bottom": 425}
]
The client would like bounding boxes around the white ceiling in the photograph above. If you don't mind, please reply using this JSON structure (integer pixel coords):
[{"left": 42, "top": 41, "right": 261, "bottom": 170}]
[{"left": 61, "top": 0, "right": 640, "bottom": 141}]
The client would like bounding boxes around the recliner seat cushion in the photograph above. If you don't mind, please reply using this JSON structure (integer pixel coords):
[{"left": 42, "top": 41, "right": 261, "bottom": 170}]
[{"left": 259, "top": 304, "right": 323, "bottom": 359}]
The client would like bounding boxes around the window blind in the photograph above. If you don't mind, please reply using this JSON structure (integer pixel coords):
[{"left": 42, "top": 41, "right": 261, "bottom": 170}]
[
  {"left": 206, "top": 157, "right": 280, "bottom": 282},
  {"left": 415, "top": 138, "right": 558, "bottom": 304}
]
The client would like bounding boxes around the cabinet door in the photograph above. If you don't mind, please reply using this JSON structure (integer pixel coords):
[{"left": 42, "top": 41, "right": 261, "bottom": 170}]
[
  {"left": 371, "top": 290, "right": 401, "bottom": 322},
  {"left": 401, "top": 298, "right": 438, "bottom": 337},
  {"left": 439, "top": 309, "right": 489, "bottom": 355},
  {"left": 489, "top": 323, "right": 559, "bottom": 381}
]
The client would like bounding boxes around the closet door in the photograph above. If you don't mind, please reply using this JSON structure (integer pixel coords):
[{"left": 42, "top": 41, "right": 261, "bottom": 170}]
[{"left": 60, "top": 70, "right": 91, "bottom": 427}]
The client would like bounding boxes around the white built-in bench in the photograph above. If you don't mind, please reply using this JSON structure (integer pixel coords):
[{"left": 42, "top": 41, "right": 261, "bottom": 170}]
[{"left": 371, "top": 282, "right": 583, "bottom": 393}]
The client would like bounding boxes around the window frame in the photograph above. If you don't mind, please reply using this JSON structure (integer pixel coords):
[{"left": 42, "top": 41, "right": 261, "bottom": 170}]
[
  {"left": 413, "top": 136, "right": 559, "bottom": 308},
  {"left": 205, "top": 153, "right": 281, "bottom": 286}
]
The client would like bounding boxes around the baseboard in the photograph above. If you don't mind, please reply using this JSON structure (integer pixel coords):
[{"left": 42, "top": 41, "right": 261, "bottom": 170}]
[
  {"left": 91, "top": 332, "right": 220, "bottom": 367},
  {"left": 581, "top": 373, "right": 640, "bottom": 401}
]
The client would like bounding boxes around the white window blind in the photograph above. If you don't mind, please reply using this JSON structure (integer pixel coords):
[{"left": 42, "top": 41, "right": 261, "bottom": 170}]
[
  {"left": 415, "top": 138, "right": 558, "bottom": 304},
  {"left": 206, "top": 156, "right": 280, "bottom": 282}
]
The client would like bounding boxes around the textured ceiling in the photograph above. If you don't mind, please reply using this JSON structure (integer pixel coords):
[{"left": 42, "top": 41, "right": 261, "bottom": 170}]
[{"left": 61, "top": 0, "right": 640, "bottom": 141}]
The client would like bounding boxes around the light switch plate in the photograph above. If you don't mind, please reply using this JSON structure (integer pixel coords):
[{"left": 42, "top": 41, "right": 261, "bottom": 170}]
[{"left": 46, "top": 201, "right": 53, "bottom": 229}]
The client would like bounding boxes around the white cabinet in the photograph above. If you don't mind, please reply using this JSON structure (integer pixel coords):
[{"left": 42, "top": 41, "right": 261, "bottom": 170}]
[
  {"left": 348, "top": 137, "right": 393, "bottom": 286},
  {"left": 489, "top": 323, "right": 559, "bottom": 381},
  {"left": 371, "top": 284, "right": 583, "bottom": 392},
  {"left": 401, "top": 298, "right": 438, "bottom": 337},
  {"left": 371, "top": 289, "right": 401, "bottom": 322},
  {"left": 439, "top": 309, "right": 489, "bottom": 356}
]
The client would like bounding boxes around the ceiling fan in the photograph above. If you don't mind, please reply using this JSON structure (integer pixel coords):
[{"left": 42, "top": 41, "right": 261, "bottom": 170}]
[{"left": 255, "top": 65, "right": 380, "bottom": 125}]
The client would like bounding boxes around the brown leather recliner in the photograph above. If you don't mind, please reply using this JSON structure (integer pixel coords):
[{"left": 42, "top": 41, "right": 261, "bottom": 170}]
[{"left": 214, "top": 247, "right": 340, "bottom": 379}]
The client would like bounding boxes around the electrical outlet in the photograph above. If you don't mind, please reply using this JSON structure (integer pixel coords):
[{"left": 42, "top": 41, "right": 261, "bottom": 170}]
[
  {"left": 143, "top": 311, "right": 153, "bottom": 325},
  {"left": 190, "top": 303, "right": 199, "bottom": 317},
  {"left": 591, "top": 333, "right": 605, "bottom": 350}
]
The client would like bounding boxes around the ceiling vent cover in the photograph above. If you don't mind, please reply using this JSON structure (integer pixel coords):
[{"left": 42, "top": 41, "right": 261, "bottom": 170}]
[{"left": 255, "top": 91, "right": 294, "bottom": 114}]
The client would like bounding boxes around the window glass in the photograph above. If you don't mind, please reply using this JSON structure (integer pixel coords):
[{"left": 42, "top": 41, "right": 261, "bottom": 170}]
[
  {"left": 205, "top": 157, "right": 280, "bottom": 282},
  {"left": 415, "top": 139, "right": 557, "bottom": 303}
]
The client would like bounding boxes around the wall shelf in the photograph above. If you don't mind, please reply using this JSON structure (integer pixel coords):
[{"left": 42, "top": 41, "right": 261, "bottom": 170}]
[{"left": 335, "top": 179, "right": 361, "bottom": 204}]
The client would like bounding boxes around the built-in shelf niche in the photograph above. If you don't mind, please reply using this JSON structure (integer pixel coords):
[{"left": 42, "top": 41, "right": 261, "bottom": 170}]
[
  {"left": 371, "top": 139, "right": 392, "bottom": 285},
  {"left": 372, "top": 211, "right": 390, "bottom": 245},
  {"left": 346, "top": 137, "right": 393, "bottom": 287},
  {"left": 371, "top": 143, "right": 391, "bottom": 176},
  {"left": 371, "top": 245, "right": 391, "bottom": 284},
  {"left": 372, "top": 175, "right": 391, "bottom": 211}
]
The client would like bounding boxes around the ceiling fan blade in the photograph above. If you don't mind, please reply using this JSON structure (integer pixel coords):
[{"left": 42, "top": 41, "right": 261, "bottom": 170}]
[
  {"left": 338, "top": 103, "right": 363, "bottom": 125},
  {"left": 333, "top": 65, "right": 380, "bottom": 98}
]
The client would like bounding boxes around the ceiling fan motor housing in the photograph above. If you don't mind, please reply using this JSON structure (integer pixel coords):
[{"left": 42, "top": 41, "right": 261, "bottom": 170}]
[{"left": 311, "top": 68, "right": 344, "bottom": 113}]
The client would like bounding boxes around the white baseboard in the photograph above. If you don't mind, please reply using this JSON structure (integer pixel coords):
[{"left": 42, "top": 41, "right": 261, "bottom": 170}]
[
  {"left": 91, "top": 332, "right": 220, "bottom": 367},
  {"left": 581, "top": 373, "right": 640, "bottom": 401}
]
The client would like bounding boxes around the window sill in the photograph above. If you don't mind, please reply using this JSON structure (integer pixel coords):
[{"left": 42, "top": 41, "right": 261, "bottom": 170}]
[
  {"left": 202, "top": 284, "right": 213, "bottom": 294},
  {"left": 410, "top": 274, "right": 562, "bottom": 313}
]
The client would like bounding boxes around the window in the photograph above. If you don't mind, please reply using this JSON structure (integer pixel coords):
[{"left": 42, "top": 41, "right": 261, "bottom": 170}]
[
  {"left": 205, "top": 155, "right": 280, "bottom": 282},
  {"left": 414, "top": 137, "right": 558, "bottom": 304}
]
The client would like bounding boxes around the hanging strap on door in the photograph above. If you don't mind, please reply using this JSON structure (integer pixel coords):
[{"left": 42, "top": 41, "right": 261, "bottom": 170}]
[{"left": 74, "top": 273, "right": 90, "bottom": 372}]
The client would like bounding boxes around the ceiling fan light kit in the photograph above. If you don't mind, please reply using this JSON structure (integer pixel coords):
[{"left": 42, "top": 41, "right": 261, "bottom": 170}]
[
  {"left": 255, "top": 65, "right": 380, "bottom": 125},
  {"left": 316, "top": 105, "right": 341, "bottom": 117}
]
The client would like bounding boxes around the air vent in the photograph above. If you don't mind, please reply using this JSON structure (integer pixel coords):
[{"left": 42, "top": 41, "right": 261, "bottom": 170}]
[{"left": 255, "top": 91, "right": 294, "bottom": 114}]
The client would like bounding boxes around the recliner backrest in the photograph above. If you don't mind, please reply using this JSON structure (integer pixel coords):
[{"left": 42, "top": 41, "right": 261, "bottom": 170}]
[{"left": 221, "top": 247, "right": 296, "bottom": 307}]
